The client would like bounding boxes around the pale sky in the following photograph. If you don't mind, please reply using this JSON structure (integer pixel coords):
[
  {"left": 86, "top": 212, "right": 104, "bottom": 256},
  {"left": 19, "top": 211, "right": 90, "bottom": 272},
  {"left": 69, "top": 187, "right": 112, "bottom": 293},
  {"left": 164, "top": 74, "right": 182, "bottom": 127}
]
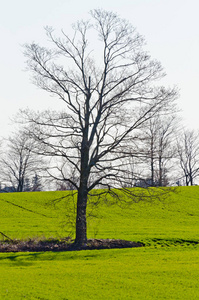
[{"left": 0, "top": 0, "right": 199, "bottom": 137}]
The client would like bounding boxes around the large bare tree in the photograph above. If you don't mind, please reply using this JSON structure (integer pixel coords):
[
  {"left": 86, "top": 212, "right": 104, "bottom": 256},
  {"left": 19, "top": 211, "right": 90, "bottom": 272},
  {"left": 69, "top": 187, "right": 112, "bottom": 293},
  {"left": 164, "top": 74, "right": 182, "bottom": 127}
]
[{"left": 22, "top": 9, "right": 177, "bottom": 245}]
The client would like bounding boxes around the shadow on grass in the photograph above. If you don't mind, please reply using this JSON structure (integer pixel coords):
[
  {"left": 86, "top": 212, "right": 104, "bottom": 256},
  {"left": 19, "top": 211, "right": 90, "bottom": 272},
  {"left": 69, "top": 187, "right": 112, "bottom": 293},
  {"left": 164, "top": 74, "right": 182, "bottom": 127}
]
[
  {"left": 0, "top": 252, "right": 46, "bottom": 266},
  {"left": 147, "top": 238, "right": 199, "bottom": 247}
]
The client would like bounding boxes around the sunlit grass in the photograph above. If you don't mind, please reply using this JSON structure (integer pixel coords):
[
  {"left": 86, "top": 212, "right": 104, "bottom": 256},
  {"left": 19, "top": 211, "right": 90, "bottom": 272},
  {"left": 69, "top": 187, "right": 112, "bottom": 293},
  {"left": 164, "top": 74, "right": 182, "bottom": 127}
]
[
  {"left": 0, "top": 247, "right": 199, "bottom": 299},
  {"left": 0, "top": 186, "right": 199, "bottom": 299},
  {"left": 1, "top": 186, "right": 199, "bottom": 243}
]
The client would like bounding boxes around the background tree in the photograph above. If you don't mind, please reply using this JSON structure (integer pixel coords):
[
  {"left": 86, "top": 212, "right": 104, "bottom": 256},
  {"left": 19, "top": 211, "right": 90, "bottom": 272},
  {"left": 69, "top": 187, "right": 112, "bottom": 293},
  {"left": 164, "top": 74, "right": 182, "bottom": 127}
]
[
  {"left": 176, "top": 129, "right": 199, "bottom": 186},
  {"left": 22, "top": 9, "right": 177, "bottom": 246},
  {"left": 0, "top": 131, "right": 44, "bottom": 192},
  {"left": 31, "top": 173, "right": 42, "bottom": 191},
  {"left": 138, "top": 113, "right": 178, "bottom": 186}
]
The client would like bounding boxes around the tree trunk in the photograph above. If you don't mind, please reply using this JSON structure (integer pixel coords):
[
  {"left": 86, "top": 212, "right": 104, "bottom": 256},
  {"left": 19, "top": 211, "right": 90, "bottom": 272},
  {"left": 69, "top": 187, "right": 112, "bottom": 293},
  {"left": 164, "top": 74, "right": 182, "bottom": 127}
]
[
  {"left": 75, "top": 185, "right": 88, "bottom": 246},
  {"left": 158, "top": 156, "right": 163, "bottom": 187},
  {"left": 150, "top": 137, "right": 155, "bottom": 186},
  {"left": 185, "top": 174, "right": 189, "bottom": 186},
  {"left": 17, "top": 179, "right": 23, "bottom": 192},
  {"left": 190, "top": 174, "right": 193, "bottom": 186},
  {"left": 75, "top": 93, "right": 90, "bottom": 246},
  {"left": 75, "top": 147, "right": 89, "bottom": 245},
  {"left": 74, "top": 90, "right": 91, "bottom": 246},
  {"left": 151, "top": 154, "right": 155, "bottom": 186}
]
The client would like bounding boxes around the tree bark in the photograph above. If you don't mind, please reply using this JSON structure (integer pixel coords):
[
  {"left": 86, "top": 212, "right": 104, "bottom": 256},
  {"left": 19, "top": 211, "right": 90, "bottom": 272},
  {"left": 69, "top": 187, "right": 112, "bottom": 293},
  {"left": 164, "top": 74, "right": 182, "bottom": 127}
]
[
  {"left": 17, "top": 179, "right": 23, "bottom": 192},
  {"left": 75, "top": 185, "right": 88, "bottom": 246}
]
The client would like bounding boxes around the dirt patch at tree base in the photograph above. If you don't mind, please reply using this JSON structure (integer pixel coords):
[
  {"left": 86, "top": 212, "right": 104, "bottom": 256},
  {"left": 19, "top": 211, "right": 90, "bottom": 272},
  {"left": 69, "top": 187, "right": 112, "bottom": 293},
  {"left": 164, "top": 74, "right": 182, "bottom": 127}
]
[{"left": 0, "top": 238, "right": 144, "bottom": 252}]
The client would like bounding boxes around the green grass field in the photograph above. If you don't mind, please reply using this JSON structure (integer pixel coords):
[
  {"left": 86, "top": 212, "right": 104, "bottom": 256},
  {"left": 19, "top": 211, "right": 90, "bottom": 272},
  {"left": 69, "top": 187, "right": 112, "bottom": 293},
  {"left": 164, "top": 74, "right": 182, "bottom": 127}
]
[{"left": 0, "top": 186, "right": 199, "bottom": 299}]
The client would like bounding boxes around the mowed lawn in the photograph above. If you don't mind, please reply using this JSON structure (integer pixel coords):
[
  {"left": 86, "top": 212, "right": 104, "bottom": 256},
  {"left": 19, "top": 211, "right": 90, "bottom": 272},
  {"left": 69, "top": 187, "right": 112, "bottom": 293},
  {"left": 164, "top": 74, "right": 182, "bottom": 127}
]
[{"left": 0, "top": 186, "right": 199, "bottom": 299}]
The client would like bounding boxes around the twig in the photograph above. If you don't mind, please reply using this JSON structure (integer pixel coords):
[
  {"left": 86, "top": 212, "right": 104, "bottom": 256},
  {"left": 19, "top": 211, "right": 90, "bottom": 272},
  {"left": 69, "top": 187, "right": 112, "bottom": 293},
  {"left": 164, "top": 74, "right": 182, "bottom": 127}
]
[{"left": 0, "top": 231, "right": 13, "bottom": 242}]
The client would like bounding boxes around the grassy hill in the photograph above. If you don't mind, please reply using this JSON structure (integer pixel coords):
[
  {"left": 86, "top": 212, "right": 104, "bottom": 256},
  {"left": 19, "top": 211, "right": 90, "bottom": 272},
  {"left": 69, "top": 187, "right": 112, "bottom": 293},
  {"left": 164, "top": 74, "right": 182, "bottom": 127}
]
[
  {"left": 0, "top": 186, "right": 199, "bottom": 243},
  {"left": 0, "top": 186, "right": 199, "bottom": 299}
]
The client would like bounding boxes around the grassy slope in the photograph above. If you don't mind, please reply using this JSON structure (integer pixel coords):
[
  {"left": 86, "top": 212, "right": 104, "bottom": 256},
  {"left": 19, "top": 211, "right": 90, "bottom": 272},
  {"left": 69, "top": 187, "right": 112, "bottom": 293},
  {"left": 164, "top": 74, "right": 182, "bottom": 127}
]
[
  {"left": 91, "top": 186, "right": 199, "bottom": 243},
  {"left": 0, "top": 186, "right": 199, "bottom": 242},
  {"left": 0, "top": 186, "right": 199, "bottom": 299},
  {"left": 0, "top": 190, "right": 76, "bottom": 239}
]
